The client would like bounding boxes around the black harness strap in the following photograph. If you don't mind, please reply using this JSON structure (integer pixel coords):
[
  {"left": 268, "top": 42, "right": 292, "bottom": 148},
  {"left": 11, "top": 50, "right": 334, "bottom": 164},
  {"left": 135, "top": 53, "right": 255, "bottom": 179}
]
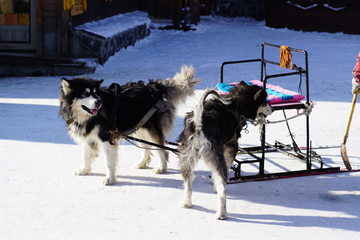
[
  {"left": 108, "top": 83, "right": 122, "bottom": 130},
  {"left": 108, "top": 83, "right": 122, "bottom": 145},
  {"left": 107, "top": 83, "right": 165, "bottom": 145},
  {"left": 119, "top": 99, "right": 164, "bottom": 137},
  {"left": 224, "top": 109, "right": 246, "bottom": 145}
]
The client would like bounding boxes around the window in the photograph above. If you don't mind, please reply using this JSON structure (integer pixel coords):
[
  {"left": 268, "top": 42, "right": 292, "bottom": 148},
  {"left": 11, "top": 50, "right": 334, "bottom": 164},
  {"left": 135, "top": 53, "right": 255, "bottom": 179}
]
[{"left": 0, "top": 0, "right": 36, "bottom": 51}]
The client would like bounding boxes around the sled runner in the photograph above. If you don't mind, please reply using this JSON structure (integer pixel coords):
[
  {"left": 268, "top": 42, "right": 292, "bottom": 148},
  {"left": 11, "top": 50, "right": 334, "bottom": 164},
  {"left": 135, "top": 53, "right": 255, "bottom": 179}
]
[{"left": 219, "top": 42, "right": 343, "bottom": 182}]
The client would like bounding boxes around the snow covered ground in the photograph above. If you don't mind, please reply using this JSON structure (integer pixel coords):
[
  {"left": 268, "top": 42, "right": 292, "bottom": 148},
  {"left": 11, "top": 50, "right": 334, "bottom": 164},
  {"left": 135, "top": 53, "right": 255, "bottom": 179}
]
[{"left": 1, "top": 13, "right": 360, "bottom": 239}]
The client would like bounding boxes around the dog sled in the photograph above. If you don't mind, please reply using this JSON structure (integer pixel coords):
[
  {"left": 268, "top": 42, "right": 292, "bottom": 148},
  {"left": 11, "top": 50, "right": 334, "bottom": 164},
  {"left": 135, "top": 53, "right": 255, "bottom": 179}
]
[{"left": 218, "top": 42, "right": 357, "bottom": 183}]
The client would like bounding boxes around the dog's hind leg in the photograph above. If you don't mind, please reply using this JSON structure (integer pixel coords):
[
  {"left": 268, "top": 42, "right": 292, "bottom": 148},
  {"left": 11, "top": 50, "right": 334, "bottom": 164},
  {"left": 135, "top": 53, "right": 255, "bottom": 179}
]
[
  {"left": 211, "top": 168, "right": 228, "bottom": 220},
  {"left": 224, "top": 143, "right": 238, "bottom": 172},
  {"left": 100, "top": 141, "right": 119, "bottom": 185},
  {"left": 142, "top": 128, "right": 168, "bottom": 174},
  {"left": 133, "top": 146, "right": 152, "bottom": 170},
  {"left": 206, "top": 151, "right": 228, "bottom": 220},
  {"left": 152, "top": 103, "right": 175, "bottom": 174},
  {"left": 179, "top": 153, "right": 196, "bottom": 208},
  {"left": 153, "top": 149, "right": 168, "bottom": 174},
  {"left": 132, "top": 129, "right": 153, "bottom": 170}
]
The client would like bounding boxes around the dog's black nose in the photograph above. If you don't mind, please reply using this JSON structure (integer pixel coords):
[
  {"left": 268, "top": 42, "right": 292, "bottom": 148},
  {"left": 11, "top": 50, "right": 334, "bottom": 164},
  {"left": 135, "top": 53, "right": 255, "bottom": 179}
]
[{"left": 95, "top": 99, "right": 102, "bottom": 108}]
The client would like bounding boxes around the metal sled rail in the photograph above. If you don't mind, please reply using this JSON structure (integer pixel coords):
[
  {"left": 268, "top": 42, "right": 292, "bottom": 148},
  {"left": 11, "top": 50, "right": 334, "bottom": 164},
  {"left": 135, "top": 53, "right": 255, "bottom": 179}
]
[{"left": 227, "top": 168, "right": 360, "bottom": 184}]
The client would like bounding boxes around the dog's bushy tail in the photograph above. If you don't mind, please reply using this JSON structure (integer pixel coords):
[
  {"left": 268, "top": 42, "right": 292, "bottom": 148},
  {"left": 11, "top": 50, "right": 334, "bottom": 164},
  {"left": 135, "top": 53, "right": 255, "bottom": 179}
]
[{"left": 163, "top": 65, "right": 200, "bottom": 108}]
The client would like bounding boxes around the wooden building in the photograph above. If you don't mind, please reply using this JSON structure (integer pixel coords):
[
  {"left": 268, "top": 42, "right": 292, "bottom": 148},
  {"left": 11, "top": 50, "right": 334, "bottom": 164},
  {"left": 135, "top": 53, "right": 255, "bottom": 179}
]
[
  {"left": 0, "top": 0, "right": 140, "bottom": 58},
  {"left": 1, "top": 0, "right": 358, "bottom": 76},
  {"left": 0, "top": 0, "right": 207, "bottom": 76}
]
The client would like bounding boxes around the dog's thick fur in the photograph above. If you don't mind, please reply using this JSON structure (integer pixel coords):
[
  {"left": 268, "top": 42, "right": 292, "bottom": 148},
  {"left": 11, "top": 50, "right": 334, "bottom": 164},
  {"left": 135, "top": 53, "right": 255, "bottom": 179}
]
[
  {"left": 177, "top": 81, "right": 273, "bottom": 219},
  {"left": 59, "top": 65, "right": 199, "bottom": 185}
]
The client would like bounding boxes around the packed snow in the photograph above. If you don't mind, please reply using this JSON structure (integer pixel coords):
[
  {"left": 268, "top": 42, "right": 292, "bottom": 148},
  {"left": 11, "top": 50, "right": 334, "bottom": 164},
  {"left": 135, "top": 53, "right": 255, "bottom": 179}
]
[{"left": 1, "top": 12, "right": 360, "bottom": 239}]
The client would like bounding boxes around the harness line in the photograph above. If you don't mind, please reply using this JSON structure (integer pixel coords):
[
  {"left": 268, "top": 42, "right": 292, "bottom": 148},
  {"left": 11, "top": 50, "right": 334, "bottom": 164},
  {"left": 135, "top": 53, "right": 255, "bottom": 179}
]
[
  {"left": 122, "top": 135, "right": 179, "bottom": 154},
  {"left": 248, "top": 101, "right": 314, "bottom": 126}
]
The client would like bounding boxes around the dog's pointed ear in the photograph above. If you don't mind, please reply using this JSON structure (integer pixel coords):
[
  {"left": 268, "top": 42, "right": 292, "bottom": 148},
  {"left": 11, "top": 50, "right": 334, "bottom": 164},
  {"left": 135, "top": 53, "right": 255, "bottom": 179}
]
[
  {"left": 98, "top": 79, "right": 104, "bottom": 86},
  {"left": 254, "top": 88, "right": 267, "bottom": 102},
  {"left": 239, "top": 81, "right": 247, "bottom": 86},
  {"left": 232, "top": 81, "right": 248, "bottom": 93},
  {"left": 61, "top": 78, "right": 71, "bottom": 95}
]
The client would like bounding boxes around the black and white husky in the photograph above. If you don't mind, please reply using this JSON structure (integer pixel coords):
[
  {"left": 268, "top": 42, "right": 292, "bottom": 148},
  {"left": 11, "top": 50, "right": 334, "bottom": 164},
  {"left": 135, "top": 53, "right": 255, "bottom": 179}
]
[
  {"left": 177, "top": 81, "right": 273, "bottom": 219},
  {"left": 59, "top": 65, "right": 200, "bottom": 185}
]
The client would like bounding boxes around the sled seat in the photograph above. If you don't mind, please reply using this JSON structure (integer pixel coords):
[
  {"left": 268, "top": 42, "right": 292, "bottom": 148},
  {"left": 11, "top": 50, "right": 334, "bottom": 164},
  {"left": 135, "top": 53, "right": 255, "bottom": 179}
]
[
  {"left": 219, "top": 42, "right": 339, "bottom": 182},
  {"left": 217, "top": 80, "right": 308, "bottom": 112},
  {"left": 217, "top": 79, "right": 305, "bottom": 105}
]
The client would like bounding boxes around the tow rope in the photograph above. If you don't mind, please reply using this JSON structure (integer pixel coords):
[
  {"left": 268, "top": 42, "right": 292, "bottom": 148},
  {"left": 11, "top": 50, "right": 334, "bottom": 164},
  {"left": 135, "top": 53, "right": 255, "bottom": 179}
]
[
  {"left": 122, "top": 136, "right": 179, "bottom": 154},
  {"left": 248, "top": 101, "right": 314, "bottom": 126}
]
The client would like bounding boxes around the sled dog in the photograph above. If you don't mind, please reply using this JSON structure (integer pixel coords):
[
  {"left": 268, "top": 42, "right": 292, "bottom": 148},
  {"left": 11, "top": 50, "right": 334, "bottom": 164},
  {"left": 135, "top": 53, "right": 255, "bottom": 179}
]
[
  {"left": 177, "top": 81, "right": 273, "bottom": 219},
  {"left": 59, "top": 65, "right": 200, "bottom": 185}
]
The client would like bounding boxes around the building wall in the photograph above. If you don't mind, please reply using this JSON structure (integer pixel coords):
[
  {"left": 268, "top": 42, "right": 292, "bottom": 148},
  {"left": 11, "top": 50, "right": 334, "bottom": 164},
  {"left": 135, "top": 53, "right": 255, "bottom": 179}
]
[
  {"left": 71, "top": 0, "right": 139, "bottom": 26},
  {"left": 265, "top": 0, "right": 360, "bottom": 35},
  {"left": 213, "top": 0, "right": 265, "bottom": 20},
  {"left": 40, "top": 0, "right": 141, "bottom": 58},
  {"left": 42, "top": 0, "right": 59, "bottom": 57}
]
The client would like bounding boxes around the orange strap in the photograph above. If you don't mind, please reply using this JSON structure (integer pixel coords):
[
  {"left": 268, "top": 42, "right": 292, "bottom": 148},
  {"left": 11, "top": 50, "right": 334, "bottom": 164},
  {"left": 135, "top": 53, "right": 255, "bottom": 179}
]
[{"left": 280, "top": 45, "right": 297, "bottom": 70}]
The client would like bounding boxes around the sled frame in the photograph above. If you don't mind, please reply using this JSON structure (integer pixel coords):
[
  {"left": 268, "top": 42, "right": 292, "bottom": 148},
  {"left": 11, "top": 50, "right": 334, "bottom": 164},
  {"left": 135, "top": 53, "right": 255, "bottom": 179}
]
[{"left": 220, "top": 42, "right": 340, "bottom": 182}]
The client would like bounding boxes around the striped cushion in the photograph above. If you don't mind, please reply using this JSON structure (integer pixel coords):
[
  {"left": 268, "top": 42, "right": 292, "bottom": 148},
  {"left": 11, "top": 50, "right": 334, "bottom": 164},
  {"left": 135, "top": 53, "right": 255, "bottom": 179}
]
[{"left": 217, "top": 80, "right": 305, "bottom": 104}]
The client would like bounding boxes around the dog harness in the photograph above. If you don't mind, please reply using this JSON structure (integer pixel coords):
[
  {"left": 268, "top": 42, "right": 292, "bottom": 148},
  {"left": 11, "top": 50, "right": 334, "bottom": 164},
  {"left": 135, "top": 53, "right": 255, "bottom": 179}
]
[
  {"left": 107, "top": 83, "right": 164, "bottom": 145},
  {"left": 66, "top": 116, "right": 75, "bottom": 125},
  {"left": 225, "top": 109, "right": 246, "bottom": 145}
]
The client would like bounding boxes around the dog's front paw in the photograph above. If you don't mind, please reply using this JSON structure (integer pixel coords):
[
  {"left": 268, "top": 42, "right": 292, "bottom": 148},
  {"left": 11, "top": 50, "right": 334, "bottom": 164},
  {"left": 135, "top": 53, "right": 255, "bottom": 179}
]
[
  {"left": 214, "top": 211, "right": 227, "bottom": 220},
  {"left": 74, "top": 168, "right": 90, "bottom": 176},
  {"left": 152, "top": 165, "right": 167, "bottom": 174},
  {"left": 179, "top": 199, "right": 192, "bottom": 208},
  {"left": 102, "top": 176, "right": 118, "bottom": 185}
]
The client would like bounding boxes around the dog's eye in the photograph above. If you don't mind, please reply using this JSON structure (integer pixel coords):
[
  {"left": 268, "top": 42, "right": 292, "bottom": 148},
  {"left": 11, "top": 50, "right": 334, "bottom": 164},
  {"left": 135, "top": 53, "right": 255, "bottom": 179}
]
[{"left": 82, "top": 88, "right": 91, "bottom": 97}]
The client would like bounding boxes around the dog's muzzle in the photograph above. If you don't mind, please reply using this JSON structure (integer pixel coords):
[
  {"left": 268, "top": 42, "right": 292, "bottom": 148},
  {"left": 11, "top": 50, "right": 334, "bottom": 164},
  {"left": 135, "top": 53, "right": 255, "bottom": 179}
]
[
  {"left": 82, "top": 99, "right": 102, "bottom": 115},
  {"left": 262, "top": 104, "right": 274, "bottom": 117},
  {"left": 259, "top": 113, "right": 267, "bottom": 118},
  {"left": 94, "top": 99, "right": 102, "bottom": 109}
]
